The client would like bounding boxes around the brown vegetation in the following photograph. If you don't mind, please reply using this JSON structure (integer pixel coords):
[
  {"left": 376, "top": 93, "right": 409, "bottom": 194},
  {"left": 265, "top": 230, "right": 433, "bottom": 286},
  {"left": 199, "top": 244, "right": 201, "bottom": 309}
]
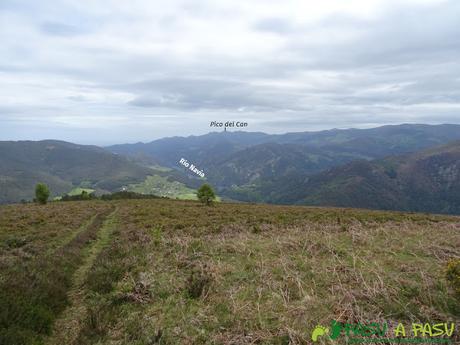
[{"left": 0, "top": 199, "right": 459, "bottom": 344}]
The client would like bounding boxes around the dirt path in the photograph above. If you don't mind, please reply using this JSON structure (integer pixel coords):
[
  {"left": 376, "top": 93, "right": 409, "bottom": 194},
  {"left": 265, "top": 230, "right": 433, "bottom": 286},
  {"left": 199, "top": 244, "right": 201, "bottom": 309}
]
[
  {"left": 45, "top": 213, "right": 98, "bottom": 256},
  {"left": 45, "top": 207, "right": 118, "bottom": 345}
]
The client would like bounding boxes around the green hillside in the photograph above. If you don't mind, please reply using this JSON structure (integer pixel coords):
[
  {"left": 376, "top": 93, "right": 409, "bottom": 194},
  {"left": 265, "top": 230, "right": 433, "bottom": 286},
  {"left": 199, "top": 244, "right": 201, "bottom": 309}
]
[
  {"left": 127, "top": 175, "right": 198, "bottom": 200},
  {"left": 0, "top": 140, "right": 154, "bottom": 203},
  {"left": 2, "top": 125, "right": 460, "bottom": 215},
  {"left": 271, "top": 141, "right": 460, "bottom": 214},
  {"left": 107, "top": 124, "right": 460, "bottom": 208},
  {"left": 67, "top": 188, "right": 96, "bottom": 196},
  {"left": 1, "top": 199, "right": 458, "bottom": 344}
]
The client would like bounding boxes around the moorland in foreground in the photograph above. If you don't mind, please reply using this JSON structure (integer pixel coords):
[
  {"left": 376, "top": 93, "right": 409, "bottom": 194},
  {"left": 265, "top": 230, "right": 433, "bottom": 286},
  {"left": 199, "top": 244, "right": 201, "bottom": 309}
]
[{"left": 0, "top": 199, "right": 459, "bottom": 344}]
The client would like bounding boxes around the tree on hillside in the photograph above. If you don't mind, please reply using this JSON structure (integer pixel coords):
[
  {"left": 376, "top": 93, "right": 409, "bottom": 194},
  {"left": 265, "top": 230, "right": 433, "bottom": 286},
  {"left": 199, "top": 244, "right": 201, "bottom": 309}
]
[
  {"left": 35, "top": 183, "right": 50, "bottom": 205},
  {"left": 197, "top": 184, "right": 216, "bottom": 206}
]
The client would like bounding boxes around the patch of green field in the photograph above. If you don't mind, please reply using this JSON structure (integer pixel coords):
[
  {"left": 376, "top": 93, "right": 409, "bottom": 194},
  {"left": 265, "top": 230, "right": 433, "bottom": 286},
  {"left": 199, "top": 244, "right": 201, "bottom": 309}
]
[
  {"left": 149, "top": 164, "right": 173, "bottom": 172},
  {"left": 176, "top": 193, "right": 221, "bottom": 201},
  {"left": 127, "top": 174, "right": 198, "bottom": 200},
  {"left": 177, "top": 192, "right": 198, "bottom": 200},
  {"left": 67, "top": 187, "right": 95, "bottom": 196}
]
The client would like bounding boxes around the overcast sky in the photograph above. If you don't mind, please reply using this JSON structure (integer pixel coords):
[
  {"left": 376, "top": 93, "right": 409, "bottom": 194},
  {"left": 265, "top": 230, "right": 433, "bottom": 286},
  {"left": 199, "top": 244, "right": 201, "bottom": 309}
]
[{"left": 1, "top": 0, "right": 460, "bottom": 144}]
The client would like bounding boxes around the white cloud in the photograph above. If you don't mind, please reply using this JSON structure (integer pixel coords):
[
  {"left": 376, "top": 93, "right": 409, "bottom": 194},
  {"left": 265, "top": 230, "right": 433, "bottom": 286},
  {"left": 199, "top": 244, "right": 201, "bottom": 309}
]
[{"left": 0, "top": 0, "right": 459, "bottom": 144}]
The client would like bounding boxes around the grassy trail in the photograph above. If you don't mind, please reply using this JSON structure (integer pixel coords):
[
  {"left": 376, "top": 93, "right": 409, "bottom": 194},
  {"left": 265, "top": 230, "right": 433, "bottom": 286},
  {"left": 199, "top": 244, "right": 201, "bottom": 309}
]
[
  {"left": 44, "top": 213, "right": 98, "bottom": 256},
  {"left": 45, "top": 207, "right": 119, "bottom": 345},
  {"left": 2, "top": 199, "right": 458, "bottom": 344}
]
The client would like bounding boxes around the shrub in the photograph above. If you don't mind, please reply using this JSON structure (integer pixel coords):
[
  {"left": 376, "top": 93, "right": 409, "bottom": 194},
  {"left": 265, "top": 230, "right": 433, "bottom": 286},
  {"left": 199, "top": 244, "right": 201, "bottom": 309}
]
[
  {"left": 5, "top": 237, "right": 27, "bottom": 248},
  {"left": 100, "top": 191, "right": 159, "bottom": 200},
  {"left": 35, "top": 183, "right": 50, "bottom": 205},
  {"left": 251, "top": 224, "right": 261, "bottom": 234},
  {"left": 152, "top": 226, "right": 162, "bottom": 247},
  {"left": 186, "top": 265, "right": 212, "bottom": 299},
  {"left": 61, "top": 191, "right": 96, "bottom": 201},
  {"left": 196, "top": 184, "right": 216, "bottom": 206},
  {"left": 446, "top": 258, "right": 460, "bottom": 297}
]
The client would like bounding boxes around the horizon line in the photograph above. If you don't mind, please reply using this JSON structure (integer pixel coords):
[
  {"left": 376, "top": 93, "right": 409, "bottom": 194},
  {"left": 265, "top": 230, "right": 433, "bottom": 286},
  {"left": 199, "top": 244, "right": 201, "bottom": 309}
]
[{"left": 1, "top": 122, "right": 459, "bottom": 147}]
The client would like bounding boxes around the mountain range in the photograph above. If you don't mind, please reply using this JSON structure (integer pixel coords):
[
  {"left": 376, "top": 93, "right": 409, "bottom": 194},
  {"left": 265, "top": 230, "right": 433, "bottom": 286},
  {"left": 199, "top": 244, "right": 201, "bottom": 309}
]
[
  {"left": 1, "top": 124, "right": 460, "bottom": 214},
  {"left": 108, "top": 124, "right": 460, "bottom": 185},
  {"left": 108, "top": 123, "right": 460, "bottom": 211},
  {"left": 269, "top": 141, "right": 460, "bottom": 214}
]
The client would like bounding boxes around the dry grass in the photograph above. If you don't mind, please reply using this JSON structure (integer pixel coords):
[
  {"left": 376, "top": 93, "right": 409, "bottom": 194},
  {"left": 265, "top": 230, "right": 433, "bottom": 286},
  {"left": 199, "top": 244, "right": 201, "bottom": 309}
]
[
  {"left": 1, "top": 199, "right": 459, "bottom": 344},
  {"left": 0, "top": 201, "right": 113, "bottom": 344},
  {"left": 75, "top": 199, "right": 459, "bottom": 344}
]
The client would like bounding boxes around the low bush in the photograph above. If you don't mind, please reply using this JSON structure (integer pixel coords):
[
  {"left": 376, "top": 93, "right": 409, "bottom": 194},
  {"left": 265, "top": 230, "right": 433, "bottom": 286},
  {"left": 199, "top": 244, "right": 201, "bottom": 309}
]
[
  {"left": 100, "top": 191, "right": 160, "bottom": 200},
  {"left": 446, "top": 258, "right": 460, "bottom": 297}
]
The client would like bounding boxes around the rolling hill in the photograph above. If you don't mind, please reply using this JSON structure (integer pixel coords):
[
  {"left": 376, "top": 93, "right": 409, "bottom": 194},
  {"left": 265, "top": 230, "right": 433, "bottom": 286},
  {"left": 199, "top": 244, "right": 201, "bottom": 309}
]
[
  {"left": 107, "top": 124, "right": 460, "bottom": 202},
  {"left": 108, "top": 123, "right": 460, "bottom": 167},
  {"left": 272, "top": 141, "right": 460, "bottom": 214},
  {"left": 2, "top": 124, "right": 460, "bottom": 214},
  {"left": 0, "top": 140, "right": 154, "bottom": 203}
]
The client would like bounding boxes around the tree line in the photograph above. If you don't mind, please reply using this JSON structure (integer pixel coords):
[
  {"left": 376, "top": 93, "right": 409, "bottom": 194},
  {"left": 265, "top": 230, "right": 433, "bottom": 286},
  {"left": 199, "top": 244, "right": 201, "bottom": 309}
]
[{"left": 33, "top": 183, "right": 216, "bottom": 205}]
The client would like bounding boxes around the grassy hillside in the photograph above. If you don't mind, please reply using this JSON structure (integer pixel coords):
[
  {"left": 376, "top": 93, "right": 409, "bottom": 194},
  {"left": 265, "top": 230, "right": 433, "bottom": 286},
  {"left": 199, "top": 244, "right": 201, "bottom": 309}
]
[
  {"left": 127, "top": 175, "right": 198, "bottom": 200},
  {"left": 0, "top": 199, "right": 458, "bottom": 344},
  {"left": 0, "top": 140, "right": 153, "bottom": 203}
]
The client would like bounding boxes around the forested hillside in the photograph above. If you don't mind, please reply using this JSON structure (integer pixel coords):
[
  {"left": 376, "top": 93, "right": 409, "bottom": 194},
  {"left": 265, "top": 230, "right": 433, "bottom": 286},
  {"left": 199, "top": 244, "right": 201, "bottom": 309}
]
[{"left": 0, "top": 140, "right": 152, "bottom": 203}]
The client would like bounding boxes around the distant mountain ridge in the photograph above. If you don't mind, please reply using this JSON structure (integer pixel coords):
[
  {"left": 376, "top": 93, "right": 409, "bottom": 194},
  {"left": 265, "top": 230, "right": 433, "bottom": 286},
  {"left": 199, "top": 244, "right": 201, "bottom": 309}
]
[
  {"left": 2, "top": 124, "right": 460, "bottom": 214},
  {"left": 109, "top": 123, "right": 460, "bottom": 164},
  {"left": 107, "top": 124, "right": 460, "bottom": 205}
]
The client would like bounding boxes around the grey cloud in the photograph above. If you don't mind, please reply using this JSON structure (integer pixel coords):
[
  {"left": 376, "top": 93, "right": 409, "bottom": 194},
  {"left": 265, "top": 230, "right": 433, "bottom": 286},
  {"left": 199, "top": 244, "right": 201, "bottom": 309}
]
[
  {"left": 291, "top": 1, "right": 460, "bottom": 70},
  {"left": 125, "top": 77, "right": 314, "bottom": 112},
  {"left": 253, "top": 17, "right": 293, "bottom": 34},
  {"left": 0, "top": 0, "right": 40, "bottom": 12},
  {"left": 67, "top": 95, "right": 87, "bottom": 102},
  {"left": 1, "top": 0, "right": 460, "bottom": 143},
  {"left": 40, "top": 21, "right": 87, "bottom": 37}
]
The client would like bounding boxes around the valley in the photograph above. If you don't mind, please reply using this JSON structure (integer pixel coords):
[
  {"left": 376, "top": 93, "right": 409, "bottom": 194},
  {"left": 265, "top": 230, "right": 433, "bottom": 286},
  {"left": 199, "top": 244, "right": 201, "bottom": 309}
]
[
  {"left": 2, "top": 124, "right": 460, "bottom": 215},
  {"left": 109, "top": 124, "right": 460, "bottom": 214}
]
